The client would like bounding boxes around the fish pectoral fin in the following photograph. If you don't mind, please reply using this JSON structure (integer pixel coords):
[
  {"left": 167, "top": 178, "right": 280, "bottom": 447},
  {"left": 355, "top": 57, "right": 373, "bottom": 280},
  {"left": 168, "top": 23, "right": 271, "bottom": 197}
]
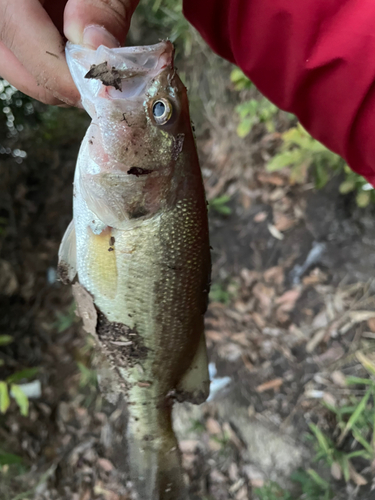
[
  {"left": 58, "top": 219, "right": 77, "bottom": 284},
  {"left": 175, "top": 334, "right": 210, "bottom": 405}
]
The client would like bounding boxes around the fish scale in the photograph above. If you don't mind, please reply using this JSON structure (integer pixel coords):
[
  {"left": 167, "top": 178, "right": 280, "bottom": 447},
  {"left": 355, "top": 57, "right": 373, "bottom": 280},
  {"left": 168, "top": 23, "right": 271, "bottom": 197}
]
[{"left": 59, "top": 41, "right": 211, "bottom": 500}]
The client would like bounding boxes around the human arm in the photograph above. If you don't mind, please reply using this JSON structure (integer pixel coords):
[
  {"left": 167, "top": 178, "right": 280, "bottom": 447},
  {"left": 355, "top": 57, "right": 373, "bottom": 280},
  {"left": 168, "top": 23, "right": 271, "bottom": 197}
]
[{"left": 183, "top": 0, "right": 375, "bottom": 185}]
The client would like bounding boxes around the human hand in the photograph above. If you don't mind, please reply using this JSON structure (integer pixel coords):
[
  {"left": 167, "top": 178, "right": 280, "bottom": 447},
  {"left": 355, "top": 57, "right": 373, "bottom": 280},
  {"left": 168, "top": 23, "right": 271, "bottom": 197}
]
[{"left": 0, "top": 0, "right": 140, "bottom": 106}]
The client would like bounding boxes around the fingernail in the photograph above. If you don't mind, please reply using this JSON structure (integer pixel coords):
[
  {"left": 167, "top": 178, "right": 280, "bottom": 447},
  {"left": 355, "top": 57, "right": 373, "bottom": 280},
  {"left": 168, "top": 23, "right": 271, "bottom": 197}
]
[{"left": 82, "top": 25, "right": 121, "bottom": 49}]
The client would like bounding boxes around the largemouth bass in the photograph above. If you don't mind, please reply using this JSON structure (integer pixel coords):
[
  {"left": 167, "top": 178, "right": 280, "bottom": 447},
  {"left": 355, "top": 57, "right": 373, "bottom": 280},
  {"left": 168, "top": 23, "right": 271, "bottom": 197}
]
[{"left": 58, "top": 41, "right": 211, "bottom": 500}]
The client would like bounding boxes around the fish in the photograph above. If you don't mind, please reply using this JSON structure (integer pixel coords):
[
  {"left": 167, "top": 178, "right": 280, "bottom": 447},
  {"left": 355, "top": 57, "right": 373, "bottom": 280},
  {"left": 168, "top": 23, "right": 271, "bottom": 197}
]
[{"left": 58, "top": 41, "right": 211, "bottom": 500}]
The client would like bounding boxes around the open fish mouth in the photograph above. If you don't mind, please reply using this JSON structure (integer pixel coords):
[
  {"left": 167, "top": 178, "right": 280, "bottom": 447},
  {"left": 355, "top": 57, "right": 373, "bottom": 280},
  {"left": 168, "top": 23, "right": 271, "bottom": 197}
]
[{"left": 66, "top": 41, "right": 174, "bottom": 102}]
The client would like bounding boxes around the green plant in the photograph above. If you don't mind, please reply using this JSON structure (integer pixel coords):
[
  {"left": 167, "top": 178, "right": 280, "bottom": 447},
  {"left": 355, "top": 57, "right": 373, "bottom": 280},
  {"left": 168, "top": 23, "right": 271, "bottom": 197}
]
[
  {"left": 230, "top": 69, "right": 278, "bottom": 137},
  {"left": 235, "top": 98, "right": 278, "bottom": 137},
  {"left": 291, "top": 469, "right": 333, "bottom": 500},
  {"left": 208, "top": 195, "right": 232, "bottom": 215},
  {"left": 209, "top": 282, "right": 231, "bottom": 304},
  {"left": 54, "top": 301, "right": 77, "bottom": 333},
  {"left": 254, "top": 481, "right": 293, "bottom": 500},
  {"left": 267, "top": 124, "right": 344, "bottom": 187},
  {"left": 0, "top": 363, "right": 38, "bottom": 417},
  {"left": 230, "top": 68, "right": 253, "bottom": 91},
  {"left": 339, "top": 165, "right": 375, "bottom": 207},
  {"left": 77, "top": 362, "right": 98, "bottom": 390}
]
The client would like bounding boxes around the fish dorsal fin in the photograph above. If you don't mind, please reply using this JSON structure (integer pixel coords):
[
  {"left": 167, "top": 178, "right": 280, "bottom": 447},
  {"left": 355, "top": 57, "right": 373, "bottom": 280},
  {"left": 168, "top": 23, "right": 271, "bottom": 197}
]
[
  {"left": 175, "top": 334, "right": 210, "bottom": 404},
  {"left": 58, "top": 220, "right": 77, "bottom": 284}
]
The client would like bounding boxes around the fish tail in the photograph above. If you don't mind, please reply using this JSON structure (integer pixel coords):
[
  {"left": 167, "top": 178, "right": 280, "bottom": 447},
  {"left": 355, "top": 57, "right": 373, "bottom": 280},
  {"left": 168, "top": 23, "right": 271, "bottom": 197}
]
[{"left": 127, "top": 403, "right": 188, "bottom": 500}]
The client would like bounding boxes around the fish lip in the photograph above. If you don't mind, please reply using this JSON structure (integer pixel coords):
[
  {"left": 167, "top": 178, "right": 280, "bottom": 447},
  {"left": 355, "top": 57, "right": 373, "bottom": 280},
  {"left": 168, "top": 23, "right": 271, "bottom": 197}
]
[
  {"left": 66, "top": 40, "right": 174, "bottom": 79},
  {"left": 66, "top": 41, "right": 174, "bottom": 103}
]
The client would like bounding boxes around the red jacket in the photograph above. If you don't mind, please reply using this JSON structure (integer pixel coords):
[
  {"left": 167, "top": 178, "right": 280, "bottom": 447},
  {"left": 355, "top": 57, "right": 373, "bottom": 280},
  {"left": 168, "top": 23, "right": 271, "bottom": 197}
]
[{"left": 183, "top": 0, "right": 375, "bottom": 185}]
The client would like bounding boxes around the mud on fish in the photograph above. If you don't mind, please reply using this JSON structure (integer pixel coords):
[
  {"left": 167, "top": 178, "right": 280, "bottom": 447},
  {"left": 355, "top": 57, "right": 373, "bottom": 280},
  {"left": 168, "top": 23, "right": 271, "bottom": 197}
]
[{"left": 58, "top": 41, "right": 211, "bottom": 500}]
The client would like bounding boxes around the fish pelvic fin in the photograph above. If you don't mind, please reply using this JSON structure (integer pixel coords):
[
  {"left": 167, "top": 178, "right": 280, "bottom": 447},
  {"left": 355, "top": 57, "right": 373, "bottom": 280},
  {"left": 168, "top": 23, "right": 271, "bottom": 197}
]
[
  {"left": 175, "top": 333, "right": 210, "bottom": 404},
  {"left": 127, "top": 403, "right": 188, "bottom": 500},
  {"left": 58, "top": 220, "right": 77, "bottom": 284}
]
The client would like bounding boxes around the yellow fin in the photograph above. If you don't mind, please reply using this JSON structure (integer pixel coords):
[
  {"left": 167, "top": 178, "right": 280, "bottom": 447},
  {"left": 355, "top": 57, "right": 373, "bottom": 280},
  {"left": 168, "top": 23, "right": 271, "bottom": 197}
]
[
  {"left": 87, "top": 227, "right": 118, "bottom": 300},
  {"left": 175, "top": 334, "right": 210, "bottom": 404}
]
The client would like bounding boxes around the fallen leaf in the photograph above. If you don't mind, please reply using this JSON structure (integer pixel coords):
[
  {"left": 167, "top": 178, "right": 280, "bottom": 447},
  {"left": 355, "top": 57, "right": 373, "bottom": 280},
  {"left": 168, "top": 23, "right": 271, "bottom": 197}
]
[
  {"left": 205, "top": 330, "right": 224, "bottom": 343},
  {"left": 322, "top": 392, "right": 336, "bottom": 408},
  {"left": 269, "top": 188, "right": 286, "bottom": 201},
  {"left": 273, "top": 213, "right": 295, "bottom": 231},
  {"left": 349, "top": 462, "right": 367, "bottom": 486},
  {"left": 349, "top": 310, "right": 375, "bottom": 323},
  {"left": 257, "top": 172, "right": 285, "bottom": 186},
  {"left": 331, "top": 462, "right": 342, "bottom": 480},
  {"left": 253, "top": 282, "right": 275, "bottom": 316},
  {"left": 253, "top": 211, "right": 268, "bottom": 223},
  {"left": 306, "top": 329, "right": 326, "bottom": 353},
  {"left": 97, "top": 458, "right": 114, "bottom": 472},
  {"left": 331, "top": 371, "right": 347, "bottom": 387},
  {"left": 228, "top": 462, "right": 239, "bottom": 482},
  {"left": 263, "top": 266, "right": 284, "bottom": 286},
  {"left": 179, "top": 440, "right": 199, "bottom": 454},
  {"left": 256, "top": 378, "right": 283, "bottom": 393},
  {"left": 267, "top": 223, "right": 284, "bottom": 240},
  {"left": 275, "top": 287, "right": 301, "bottom": 312},
  {"left": 367, "top": 317, "right": 375, "bottom": 332},
  {"left": 252, "top": 312, "right": 266, "bottom": 329},
  {"left": 240, "top": 268, "right": 260, "bottom": 286},
  {"left": 206, "top": 417, "right": 222, "bottom": 435}
]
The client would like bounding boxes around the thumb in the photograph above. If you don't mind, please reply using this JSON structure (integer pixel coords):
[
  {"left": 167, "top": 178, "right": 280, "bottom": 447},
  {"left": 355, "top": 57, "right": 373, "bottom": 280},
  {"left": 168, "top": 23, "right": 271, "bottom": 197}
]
[{"left": 64, "top": 0, "right": 140, "bottom": 49}]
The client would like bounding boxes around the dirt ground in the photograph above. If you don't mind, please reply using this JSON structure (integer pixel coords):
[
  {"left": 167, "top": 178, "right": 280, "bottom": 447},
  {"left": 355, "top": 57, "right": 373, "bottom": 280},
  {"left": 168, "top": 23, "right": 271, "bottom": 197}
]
[{"left": 1, "top": 15, "right": 375, "bottom": 500}]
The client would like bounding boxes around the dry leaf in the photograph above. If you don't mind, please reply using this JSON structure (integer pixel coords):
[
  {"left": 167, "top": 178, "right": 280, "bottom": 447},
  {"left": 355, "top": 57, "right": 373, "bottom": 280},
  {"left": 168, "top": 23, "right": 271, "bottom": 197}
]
[
  {"left": 240, "top": 268, "right": 260, "bottom": 286},
  {"left": 253, "top": 282, "right": 275, "bottom": 316},
  {"left": 252, "top": 312, "right": 266, "bottom": 329},
  {"left": 348, "top": 462, "right": 367, "bottom": 486},
  {"left": 322, "top": 392, "right": 336, "bottom": 408},
  {"left": 267, "top": 223, "right": 284, "bottom": 240},
  {"left": 256, "top": 378, "right": 283, "bottom": 393},
  {"left": 206, "top": 417, "right": 222, "bottom": 435},
  {"left": 179, "top": 440, "right": 199, "bottom": 454},
  {"left": 222, "top": 422, "right": 243, "bottom": 449},
  {"left": 306, "top": 329, "right": 326, "bottom": 353},
  {"left": 97, "top": 458, "right": 114, "bottom": 472},
  {"left": 367, "top": 317, "right": 375, "bottom": 332},
  {"left": 274, "top": 213, "right": 295, "bottom": 231},
  {"left": 257, "top": 172, "right": 285, "bottom": 186},
  {"left": 263, "top": 266, "right": 284, "bottom": 286},
  {"left": 269, "top": 188, "right": 287, "bottom": 201},
  {"left": 253, "top": 211, "right": 268, "bottom": 223},
  {"left": 275, "top": 288, "right": 301, "bottom": 311},
  {"left": 331, "top": 462, "right": 342, "bottom": 480},
  {"left": 206, "top": 330, "right": 224, "bottom": 343},
  {"left": 331, "top": 371, "right": 347, "bottom": 387},
  {"left": 349, "top": 310, "right": 375, "bottom": 323},
  {"left": 228, "top": 462, "right": 239, "bottom": 482}
]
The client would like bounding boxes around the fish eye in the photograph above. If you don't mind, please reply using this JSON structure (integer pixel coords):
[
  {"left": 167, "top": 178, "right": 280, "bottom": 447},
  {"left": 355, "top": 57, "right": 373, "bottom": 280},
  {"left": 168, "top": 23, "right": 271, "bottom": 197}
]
[{"left": 152, "top": 98, "right": 173, "bottom": 125}]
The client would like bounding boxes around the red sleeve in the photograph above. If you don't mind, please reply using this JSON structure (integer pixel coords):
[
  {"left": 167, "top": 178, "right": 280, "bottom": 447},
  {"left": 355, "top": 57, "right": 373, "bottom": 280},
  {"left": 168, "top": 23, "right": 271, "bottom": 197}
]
[{"left": 183, "top": 0, "right": 375, "bottom": 185}]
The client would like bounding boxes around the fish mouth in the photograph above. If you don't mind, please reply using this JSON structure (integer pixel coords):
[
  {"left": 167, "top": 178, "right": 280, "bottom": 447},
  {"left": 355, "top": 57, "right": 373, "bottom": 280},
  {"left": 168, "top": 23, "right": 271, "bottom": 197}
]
[{"left": 66, "top": 41, "right": 174, "bottom": 101}]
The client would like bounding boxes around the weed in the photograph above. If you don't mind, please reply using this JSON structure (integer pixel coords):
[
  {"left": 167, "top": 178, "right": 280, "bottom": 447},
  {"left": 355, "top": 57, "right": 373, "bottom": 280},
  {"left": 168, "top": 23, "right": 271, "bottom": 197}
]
[
  {"left": 291, "top": 469, "right": 333, "bottom": 500},
  {"left": 208, "top": 195, "right": 232, "bottom": 216},
  {"left": 77, "top": 362, "right": 98, "bottom": 390},
  {"left": 254, "top": 481, "right": 292, "bottom": 500},
  {"left": 209, "top": 282, "right": 231, "bottom": 304},
  {"left": 0, "top": 358, "right": 38, "bottom": 417},
  {"left": 54, "top": 301, "right": 77, "bottom": 333}
]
